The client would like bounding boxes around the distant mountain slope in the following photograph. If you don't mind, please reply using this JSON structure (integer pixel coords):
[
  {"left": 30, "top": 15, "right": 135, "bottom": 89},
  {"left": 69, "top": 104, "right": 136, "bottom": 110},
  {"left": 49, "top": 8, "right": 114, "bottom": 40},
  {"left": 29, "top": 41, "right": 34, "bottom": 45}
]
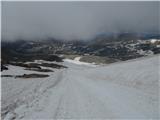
[{"left": 2, "top": 32, "right": 160, "bottom": 63}]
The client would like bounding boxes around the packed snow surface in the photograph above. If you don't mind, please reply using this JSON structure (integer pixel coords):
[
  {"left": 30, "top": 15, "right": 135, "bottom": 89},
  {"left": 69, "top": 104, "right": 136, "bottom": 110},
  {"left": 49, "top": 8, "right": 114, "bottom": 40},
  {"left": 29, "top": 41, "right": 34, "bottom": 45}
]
[{"left": 1, "top": 55, "right": 159, "bottom": 119}]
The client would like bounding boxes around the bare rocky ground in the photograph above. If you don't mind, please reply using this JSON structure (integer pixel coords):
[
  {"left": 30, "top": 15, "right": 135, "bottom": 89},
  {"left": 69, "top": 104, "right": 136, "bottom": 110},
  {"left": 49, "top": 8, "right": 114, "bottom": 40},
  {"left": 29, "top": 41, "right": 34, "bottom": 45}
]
[{"left": 63, "top": 54, "right": 119, "bottom": 64}]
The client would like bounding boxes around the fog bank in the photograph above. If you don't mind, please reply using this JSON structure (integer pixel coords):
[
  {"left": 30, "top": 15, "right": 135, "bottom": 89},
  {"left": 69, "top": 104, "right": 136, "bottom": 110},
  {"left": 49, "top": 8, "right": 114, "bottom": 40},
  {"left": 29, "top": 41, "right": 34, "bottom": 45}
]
[{"left": 2, "top": 1, "right": 159, "bottom": 41}]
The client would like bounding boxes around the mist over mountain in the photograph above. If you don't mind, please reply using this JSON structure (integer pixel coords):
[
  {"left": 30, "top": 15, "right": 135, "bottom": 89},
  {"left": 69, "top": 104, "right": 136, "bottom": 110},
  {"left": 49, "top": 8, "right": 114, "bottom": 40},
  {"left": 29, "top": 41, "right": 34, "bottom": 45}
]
[{"left": 2, "top": 1, "right": 159, "bottom": 41}]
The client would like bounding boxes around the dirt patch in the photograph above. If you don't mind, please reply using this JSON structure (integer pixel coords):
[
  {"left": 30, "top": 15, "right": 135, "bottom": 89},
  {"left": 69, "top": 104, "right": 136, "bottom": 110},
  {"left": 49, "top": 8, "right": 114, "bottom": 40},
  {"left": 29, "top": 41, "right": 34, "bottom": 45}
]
[
  {"left": 2, "top": 74, "right": 49, "bottom": 78},
  {"left": 15, "top": 74, "right": 49, "bottom": 78},
  {"left": 10, "top": 62, "right": 41, "bottom": 69},
  {"left": 25, "top": 68, "right": 53, "bottom": 72},
  {"left": 9, "top": 62, "right": 67, "bottom": 69},
  {"left": 1, "top": 75, "right": 14, "bottom": 77},
  {"left": 39, "top": 63, "right": 67, "bottom": 69}
]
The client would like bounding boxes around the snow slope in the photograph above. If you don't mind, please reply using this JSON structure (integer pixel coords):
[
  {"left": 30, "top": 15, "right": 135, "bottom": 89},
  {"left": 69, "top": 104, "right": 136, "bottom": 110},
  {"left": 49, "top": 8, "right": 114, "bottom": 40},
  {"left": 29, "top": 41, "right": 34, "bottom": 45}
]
[{"left": 2, "top": 55, "right": 159, "bottom": 119}]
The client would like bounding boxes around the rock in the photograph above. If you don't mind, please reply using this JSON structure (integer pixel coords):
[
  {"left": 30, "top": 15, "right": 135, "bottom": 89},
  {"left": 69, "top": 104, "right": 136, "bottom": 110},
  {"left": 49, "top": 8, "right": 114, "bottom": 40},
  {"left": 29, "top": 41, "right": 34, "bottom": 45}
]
[{"left": 1, "top": 65, "right": 8, "bottom": 71}]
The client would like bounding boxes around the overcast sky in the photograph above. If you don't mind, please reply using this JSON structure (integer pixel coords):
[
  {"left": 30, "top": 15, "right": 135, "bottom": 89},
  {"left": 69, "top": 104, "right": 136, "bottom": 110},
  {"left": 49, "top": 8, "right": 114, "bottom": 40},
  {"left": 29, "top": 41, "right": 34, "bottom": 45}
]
[{"left": 2, "top": 1, "right": 160, "bottom": 41}]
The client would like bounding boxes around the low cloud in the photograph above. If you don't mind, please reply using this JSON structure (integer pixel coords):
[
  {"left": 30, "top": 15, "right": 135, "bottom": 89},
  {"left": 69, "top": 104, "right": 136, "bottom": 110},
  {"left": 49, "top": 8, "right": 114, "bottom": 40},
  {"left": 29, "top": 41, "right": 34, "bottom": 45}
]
[{"left": 2, "top": 1, "right": 159, "bottom": 41}]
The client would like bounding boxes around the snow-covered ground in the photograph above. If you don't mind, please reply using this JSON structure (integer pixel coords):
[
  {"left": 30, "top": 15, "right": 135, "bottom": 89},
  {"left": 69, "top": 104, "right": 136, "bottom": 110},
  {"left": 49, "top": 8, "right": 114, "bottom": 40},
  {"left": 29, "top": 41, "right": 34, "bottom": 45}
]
[{"left": 1, "top": 55, "right": 159, "bottom": 119}]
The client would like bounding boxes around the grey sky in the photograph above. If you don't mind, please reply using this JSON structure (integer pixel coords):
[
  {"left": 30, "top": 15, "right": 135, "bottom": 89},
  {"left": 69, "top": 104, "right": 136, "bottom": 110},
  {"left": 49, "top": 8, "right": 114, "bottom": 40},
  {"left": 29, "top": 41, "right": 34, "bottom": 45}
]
[{"left": 2, "top": 1, "right": 160, "bottom": 41}]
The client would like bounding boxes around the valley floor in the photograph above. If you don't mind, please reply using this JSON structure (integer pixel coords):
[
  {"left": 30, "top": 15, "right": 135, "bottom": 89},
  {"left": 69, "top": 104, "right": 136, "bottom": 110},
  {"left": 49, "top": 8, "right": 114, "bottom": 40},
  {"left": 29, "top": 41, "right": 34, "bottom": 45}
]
[{"left": 1, "top": 55, "right": 159, "bottom": 119}]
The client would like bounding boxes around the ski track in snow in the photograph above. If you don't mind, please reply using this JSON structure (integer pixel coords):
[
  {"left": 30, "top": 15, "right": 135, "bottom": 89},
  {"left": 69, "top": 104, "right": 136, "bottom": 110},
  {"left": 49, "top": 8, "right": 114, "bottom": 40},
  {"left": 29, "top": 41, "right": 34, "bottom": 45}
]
[{"left": 1, "top": 55, "right": 159, "bottom": 119}]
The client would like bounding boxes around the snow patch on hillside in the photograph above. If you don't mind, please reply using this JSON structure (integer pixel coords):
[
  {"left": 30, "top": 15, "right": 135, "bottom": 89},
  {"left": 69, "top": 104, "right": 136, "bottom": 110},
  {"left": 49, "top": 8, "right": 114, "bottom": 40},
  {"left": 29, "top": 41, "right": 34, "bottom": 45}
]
[
  {"left": 64, "top": 58, "right": 96, "bottom": 66},
  {"left": 74, "top": 56, "right": 82, "bottom": 61}
]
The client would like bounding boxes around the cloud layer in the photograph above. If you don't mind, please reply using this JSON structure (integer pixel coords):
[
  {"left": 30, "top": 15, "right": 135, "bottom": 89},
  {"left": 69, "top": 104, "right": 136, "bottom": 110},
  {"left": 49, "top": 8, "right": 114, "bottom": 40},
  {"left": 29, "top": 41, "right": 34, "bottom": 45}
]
[{"left": 2, "top": 1, "right": 160, "bottom": 41}]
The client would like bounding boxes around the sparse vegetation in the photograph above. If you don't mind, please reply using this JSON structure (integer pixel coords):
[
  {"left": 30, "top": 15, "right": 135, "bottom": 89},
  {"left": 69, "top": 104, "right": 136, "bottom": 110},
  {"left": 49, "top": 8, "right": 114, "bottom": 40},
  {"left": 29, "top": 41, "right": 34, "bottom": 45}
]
[{"left": 80, "top": 55, "right": 119, "bottom": 64}]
